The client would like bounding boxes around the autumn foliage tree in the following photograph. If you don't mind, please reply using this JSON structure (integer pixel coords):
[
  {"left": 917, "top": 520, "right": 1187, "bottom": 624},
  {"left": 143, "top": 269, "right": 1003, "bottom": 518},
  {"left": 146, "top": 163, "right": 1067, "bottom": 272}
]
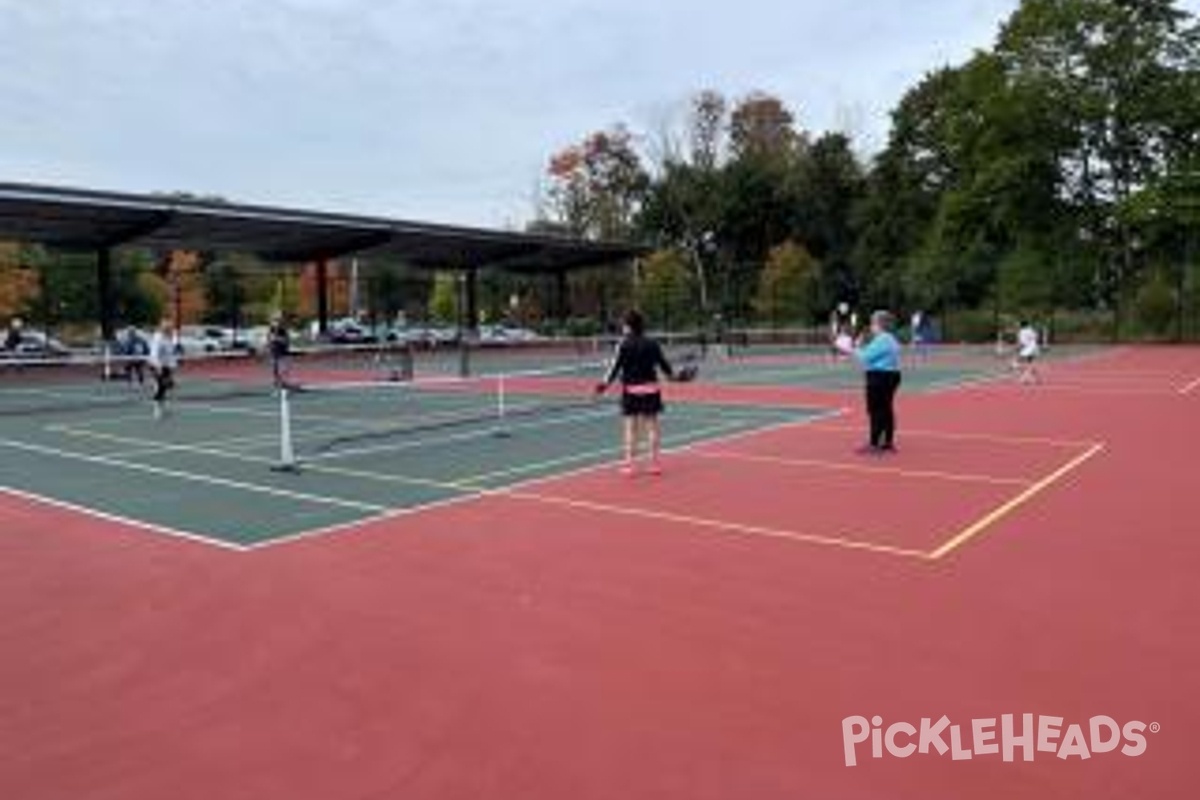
[
  {"left": 0, "top": 242, "right": 39, "bottom": 319},
  {"left": 543, "top": 126, "right": 649, "bottom": 240}
]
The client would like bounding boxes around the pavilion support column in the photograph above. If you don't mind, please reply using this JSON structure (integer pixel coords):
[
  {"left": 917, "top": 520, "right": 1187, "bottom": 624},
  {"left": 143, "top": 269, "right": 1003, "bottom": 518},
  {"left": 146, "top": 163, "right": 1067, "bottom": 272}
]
[
  {"left": 316, "top": 259, "right": 330, "bottom": 337},
  {"left": 97, "top": 247, "right": 116, "bottom": 342},
  {"left": 555, "top": 270, "right": 569, "bottom": 329},
  {"left": 465, "top": 267, "right": 479, "bottom": 334}
]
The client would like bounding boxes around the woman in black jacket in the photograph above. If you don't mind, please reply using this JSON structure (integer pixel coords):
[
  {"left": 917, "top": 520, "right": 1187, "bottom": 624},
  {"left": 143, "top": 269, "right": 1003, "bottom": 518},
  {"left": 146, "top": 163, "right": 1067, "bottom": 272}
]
[{"left": 596, "top": 310, "right": 677, "bottom": 477}]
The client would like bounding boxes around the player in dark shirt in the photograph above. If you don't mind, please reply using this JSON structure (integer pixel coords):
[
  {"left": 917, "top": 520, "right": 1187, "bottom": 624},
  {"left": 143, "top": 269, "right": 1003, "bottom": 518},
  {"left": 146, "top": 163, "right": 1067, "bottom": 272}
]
[
  {"left": 3, "top": 317, "right": 23, "bottom": 352},
  {"left": 596, "top": 310, "right": 687, "bottom": 477},
  {"left": 268, "top": 315, "right": 292, "bottom": 389}
]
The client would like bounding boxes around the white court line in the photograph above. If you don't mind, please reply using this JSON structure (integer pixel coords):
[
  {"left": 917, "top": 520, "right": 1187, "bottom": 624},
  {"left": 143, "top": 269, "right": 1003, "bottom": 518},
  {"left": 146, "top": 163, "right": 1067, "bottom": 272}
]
[
  {"left": 48, "top": 426, "right": 472, "bottom": 494},
  {"left": 0, "top": 437, "right": 389, "bottom": 514},
  {"left": 301, "top": 404, "right": 614, "bottom": 462},
  {"left": 83, "top": 404, "right": 620, "bottom": 462},
  {"left": 234, "top": 422, "right": 764, "bottom": 552},
  {"left": 29, "top": 403, "right": 846, "bottom": 554},
  {"left": 803, "top": 423, "right": 1099, "bottom": 449},
  {"left": 922, "top": 346, "right": 1133, "bottom": 396},
  {"left": 1180, "top": 376, "right": 1200, "bottom": 396},
  {"left": 303, "top": 402, "right": 802, "bottom": 464},
  {"left": 500, "top": 489, "right": 933, "bottom": 561},
  {"left": 454, "top": 419, "right": 757, "bottom": 485},
  {"left": 716, "top": 362, "right": 847, "bottom": 380},
  {"left": 50, "top": 399, "right": 618, "bottom": 460},
  {"left": 972, "top": 382, "right": 1183, "bottom": 398},
  {"left": 0, "top": 485, "right": 248, "bottom": 552},
  {"left": 921, "top": 369, "right": 1011, "bottom": 395},
  {"left": 240, "top": 407, "right": 851, "bottom": 551},
  {"left": 54, "top": 404, "right": 827, "bottom": 493},
  {"left": 686, "top": 450, "right": 1033, "bottom": 487}
]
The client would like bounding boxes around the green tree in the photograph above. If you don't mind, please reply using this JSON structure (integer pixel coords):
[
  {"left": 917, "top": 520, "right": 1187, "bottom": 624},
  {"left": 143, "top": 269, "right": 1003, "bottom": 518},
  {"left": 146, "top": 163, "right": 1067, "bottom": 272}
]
[
  {"left": 202, "top": 259, "right": 248, "bottom": 326},
  {"left": 636, "top": 249, "right": 695, "bottom": 331},
  {"left": 853, "top": 67, "right": 961, "bottom": 310},
  {"left": 754, "top": 241, "right": 820, "bottom": 327},
  {"left": 1134, "top": 271, "right": 1178, "bottom": 337},
  {"left": 365, "top": 263, "right": 406, "bottom": 324},
  {"left": 428, "top": 272, "right": 459, "bottom": 324},
  {"left": 997, "top": 0, "right": 1200, "bottom": 329},
  {"left": 789, "top": 132, "right": 866, "bottom": 310},
  {"left": 997, "top": 242, "right": 1055, "bottom": 317},
  {"left": 115, "top": 249, "right": 164, "bottom": 326}
]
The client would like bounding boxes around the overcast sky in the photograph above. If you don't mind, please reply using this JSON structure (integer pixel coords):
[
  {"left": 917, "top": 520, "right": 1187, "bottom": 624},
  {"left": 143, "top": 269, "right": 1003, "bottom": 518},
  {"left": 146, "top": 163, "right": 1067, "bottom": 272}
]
[{"left": 0, "top": 0, "right": 1195, "bottom": 227}]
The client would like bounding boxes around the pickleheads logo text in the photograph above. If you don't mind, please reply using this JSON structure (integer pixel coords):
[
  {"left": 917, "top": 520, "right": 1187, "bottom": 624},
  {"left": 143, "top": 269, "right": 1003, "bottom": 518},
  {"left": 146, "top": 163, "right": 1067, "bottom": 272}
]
[{"left": 842, "top": 715, "right": 1159, "bottom": 767}]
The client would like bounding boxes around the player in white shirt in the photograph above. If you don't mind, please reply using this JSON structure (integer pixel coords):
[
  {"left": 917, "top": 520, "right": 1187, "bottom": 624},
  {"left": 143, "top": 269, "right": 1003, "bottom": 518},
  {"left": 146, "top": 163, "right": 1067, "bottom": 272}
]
[
  {"left": 909, "top": 310, "right": 930, "bottom": 362},
  {"left": 147, "top": 320, "right": 180, "bottom": 418},
  {"left": 829, "top": 302, "right": 855, "bottom": 362},
  {"left": 1014, "top": 320, "right": 1041, "bottom": 384}
]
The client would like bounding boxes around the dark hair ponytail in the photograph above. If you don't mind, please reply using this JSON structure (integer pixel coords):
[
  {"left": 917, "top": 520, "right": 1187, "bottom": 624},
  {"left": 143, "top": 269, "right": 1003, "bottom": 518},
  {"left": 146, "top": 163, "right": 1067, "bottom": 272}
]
[{"left": 623, "top": 309, "right": 646, "bottom": 337}]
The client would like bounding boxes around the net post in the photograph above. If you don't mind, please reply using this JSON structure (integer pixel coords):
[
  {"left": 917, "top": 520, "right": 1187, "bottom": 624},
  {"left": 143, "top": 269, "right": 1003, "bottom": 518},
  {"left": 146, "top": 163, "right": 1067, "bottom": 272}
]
[
  {"left": 401, "top": 342, "right": 415, "bottom": 381},
  {"left": 458, "top": 340, "right": 471, "bottom": 378},
  {"left": 272, "top": 387, "right": 300, "bottom": 473},
  {"left": 493, "top": 373, "right": 512, "bottom": 438}
]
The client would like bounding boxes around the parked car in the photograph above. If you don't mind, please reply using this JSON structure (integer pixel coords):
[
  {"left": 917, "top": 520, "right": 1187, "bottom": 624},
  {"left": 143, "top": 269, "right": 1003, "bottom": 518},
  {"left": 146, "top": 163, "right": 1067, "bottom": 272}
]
[
  {"left": 417, "top": 325, "right": 460, "bottom": 346},
  {"left": 7, "top": 330, "right": 71, "bottom": 358},
  {"left": 180, "top": 325, "right": 255, "bottom": 352},
  {"left": 173, "top": 331, "right": 220, "bottom": 356},
  {"left": 476, "top": 324, "right": 543, "bottom": 346},
  {"left": 238, "top": 326, "right": 272, "bottom": 354},
  {"left": 326, "top": 317, "right": 378, "bottom": 345}
]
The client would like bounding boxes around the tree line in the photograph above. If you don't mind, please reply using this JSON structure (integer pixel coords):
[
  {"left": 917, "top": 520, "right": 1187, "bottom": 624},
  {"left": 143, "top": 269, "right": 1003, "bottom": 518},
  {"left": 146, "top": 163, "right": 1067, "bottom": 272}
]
[
  {"left": 536, "top": 0, "right": 1200, "bottom": 340},
  {"left": 2, "top": 0, "right": 1196, "bottom": 342}
]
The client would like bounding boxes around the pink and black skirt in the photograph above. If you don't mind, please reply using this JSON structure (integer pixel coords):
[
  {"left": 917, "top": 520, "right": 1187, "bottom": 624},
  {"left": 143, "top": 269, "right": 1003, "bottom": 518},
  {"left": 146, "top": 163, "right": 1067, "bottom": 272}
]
[{"left": 621, "top": 383, "right": 664, "bottom": 416}]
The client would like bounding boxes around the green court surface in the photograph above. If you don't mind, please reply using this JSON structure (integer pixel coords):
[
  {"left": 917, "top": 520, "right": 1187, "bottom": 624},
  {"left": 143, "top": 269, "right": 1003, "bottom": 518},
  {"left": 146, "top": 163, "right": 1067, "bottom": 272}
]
[
  {"left": 704, "top": 359, "right": 1001, "bottom": 392},
  {"left": 704, "top": 344, "right": 1109, "bottom": 392},
  {"left": 0, "top": 392, "right": 820, "bottom": 549}
]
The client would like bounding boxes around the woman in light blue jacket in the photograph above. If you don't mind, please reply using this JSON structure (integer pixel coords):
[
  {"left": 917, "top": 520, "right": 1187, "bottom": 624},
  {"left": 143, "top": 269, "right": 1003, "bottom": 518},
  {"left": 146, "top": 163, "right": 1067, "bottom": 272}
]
[{"left": 838, "top": 310, "right": 902, "bottom": 454}]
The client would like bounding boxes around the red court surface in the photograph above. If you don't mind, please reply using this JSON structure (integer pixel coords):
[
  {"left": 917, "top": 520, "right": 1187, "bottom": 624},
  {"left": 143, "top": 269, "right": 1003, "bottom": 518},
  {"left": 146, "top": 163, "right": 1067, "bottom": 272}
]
[{"left": 1, "top": 346, "right": 1198, "bottom": 799}]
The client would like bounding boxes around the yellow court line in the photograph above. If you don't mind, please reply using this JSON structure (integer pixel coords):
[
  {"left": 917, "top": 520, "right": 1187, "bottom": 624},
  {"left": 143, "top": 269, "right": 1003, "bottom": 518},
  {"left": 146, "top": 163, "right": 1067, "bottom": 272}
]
[
  {"left": 1180, "top": 376, "right": 1200, "bottom": 396},
  {"left": 453, "top": 420, "right": 755, "bottom": 486},
  {"left": 50, "top": 426, "right": 471, "bottom": 494},
  {"left": 50, "top": 417, "right": 777, "bottom": 500},
  {"left": 687, "top": 450, "right": 1033, "bottom": 487},
  {"left": 0, "top": 436, "right": 391, "bottom": 513},
  {"left": 300, "top": 419, "right": 751, "bottom": 489},
  {"left": 998, "top": 384, "right": 1183, "bottom": 398},
  {"left": 500, "top": 489, "right": 932, "bottom": 561},
  {"left": 1048, "top": 369, "right": 1195, "bottom": 379},
  {"left": 1038, "top": 374, "right": 1187, "bottom": 385},
  {"left": 804, "top": 424, "right": 1099, "bottom": 450},
  {"left": 926, "top": 442, "right": 1106, "bottom": 561}
]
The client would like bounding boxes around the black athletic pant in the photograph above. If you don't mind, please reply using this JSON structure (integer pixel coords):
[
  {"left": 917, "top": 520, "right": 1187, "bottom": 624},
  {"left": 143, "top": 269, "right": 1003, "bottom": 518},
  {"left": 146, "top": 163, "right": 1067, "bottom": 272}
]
[
  {"left": 152, "top": 367, "right": 174, "bottom": 403},
  {"left": 124, "top": 360, "right": 145, "bottom": 385},
  {"left": 865, "top": 370, "right": 902, "bottom": 448}
]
